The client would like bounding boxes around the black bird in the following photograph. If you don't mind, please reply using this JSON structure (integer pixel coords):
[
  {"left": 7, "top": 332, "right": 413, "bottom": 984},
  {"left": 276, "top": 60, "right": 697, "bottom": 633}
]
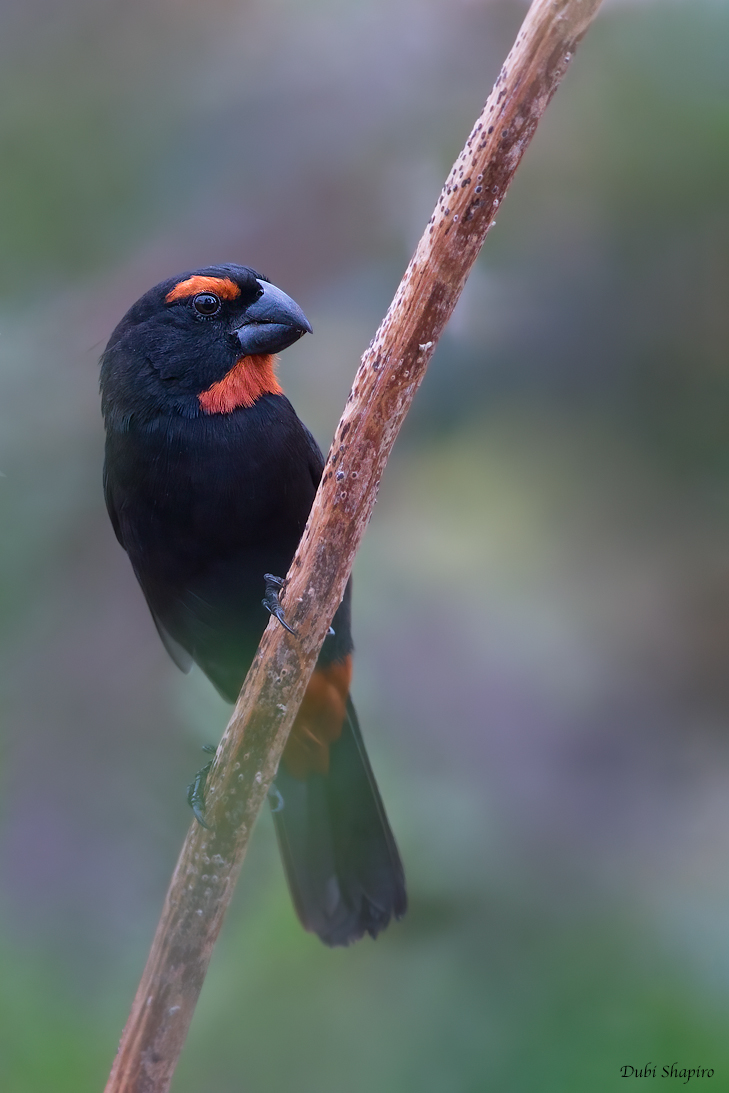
[{"left": 100, "top": 263, "right": 406, "bottom": 945}]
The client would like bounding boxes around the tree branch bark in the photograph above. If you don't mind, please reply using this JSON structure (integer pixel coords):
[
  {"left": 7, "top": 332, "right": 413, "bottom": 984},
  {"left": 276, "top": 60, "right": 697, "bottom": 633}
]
[{"left": 104, "top": 1, "right": 603, "bottom": 1089}]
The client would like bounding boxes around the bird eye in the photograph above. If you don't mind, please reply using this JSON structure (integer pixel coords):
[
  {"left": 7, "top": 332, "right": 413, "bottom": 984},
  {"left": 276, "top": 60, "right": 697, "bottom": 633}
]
[{"left": 192, "top": 293, "right": 222, "bottom": 316}]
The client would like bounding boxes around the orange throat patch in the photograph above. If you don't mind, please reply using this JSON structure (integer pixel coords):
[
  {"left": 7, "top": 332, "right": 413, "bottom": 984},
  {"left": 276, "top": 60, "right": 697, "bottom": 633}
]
[
  {"left": 283, "top": 656, "right": 353, "bottom": 779},
  {"left": 198, "top": 353, "right": 282, "bottom": 414}
]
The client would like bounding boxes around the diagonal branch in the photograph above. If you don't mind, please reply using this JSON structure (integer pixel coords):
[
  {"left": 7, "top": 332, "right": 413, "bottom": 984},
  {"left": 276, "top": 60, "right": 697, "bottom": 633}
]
[{"left": 104, "top": 1, "right": 603, "bottom": 1089}]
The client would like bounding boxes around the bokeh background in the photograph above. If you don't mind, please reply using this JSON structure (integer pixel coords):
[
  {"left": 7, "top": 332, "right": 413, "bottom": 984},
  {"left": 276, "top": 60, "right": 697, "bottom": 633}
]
[{"left": 1, "top": 0, "right": 729, "bottom": 1089}]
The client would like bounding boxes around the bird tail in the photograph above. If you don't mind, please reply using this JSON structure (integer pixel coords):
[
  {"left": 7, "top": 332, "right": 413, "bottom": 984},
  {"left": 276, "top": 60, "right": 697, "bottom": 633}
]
[{"left": 272, "top": 697, "right": 407, "bottom": 947}]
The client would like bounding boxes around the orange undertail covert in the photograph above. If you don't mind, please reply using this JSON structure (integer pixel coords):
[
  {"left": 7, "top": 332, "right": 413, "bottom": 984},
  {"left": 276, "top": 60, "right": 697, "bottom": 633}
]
[{"left": 283, "top": 656, "right": 353, "bottom": 778}]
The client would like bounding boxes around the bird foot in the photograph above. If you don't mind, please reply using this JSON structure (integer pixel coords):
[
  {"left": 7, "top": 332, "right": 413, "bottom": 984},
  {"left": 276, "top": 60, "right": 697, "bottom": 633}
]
[
  {"left": 262, "top": 573, "right": 296, "bottom": 635},
  {"left": 186, "top": 746, "right": 216, "bottom": 829},
  {"left": 188, "top": 750, "right": 285, "bottom": 825},
  {"left": 268, "top": 783, "right": 285, "bottom": 813}
]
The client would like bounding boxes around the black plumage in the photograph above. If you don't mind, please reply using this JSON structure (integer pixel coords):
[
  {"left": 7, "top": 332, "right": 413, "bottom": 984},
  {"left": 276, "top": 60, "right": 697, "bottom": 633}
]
[{"left": 101, "top": 263, "right": 406, "bottom": 945}]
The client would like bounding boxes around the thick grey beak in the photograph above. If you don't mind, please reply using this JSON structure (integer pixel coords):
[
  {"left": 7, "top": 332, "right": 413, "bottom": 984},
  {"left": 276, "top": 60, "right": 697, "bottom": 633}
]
[{"left": 234, "top": 280, "right": 312, "bottom": 357}]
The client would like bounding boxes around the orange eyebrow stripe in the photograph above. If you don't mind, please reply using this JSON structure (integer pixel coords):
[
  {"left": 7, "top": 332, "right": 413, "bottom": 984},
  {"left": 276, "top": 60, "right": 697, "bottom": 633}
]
[
  {"left": 282, "top": 656, "right": 353, "bottom": 779},
  {"left": 198, "top": 354, "right": 282, "bottom": 414},
  {"left": 165, "top": 275, "right": 241, "bottom": 302}
]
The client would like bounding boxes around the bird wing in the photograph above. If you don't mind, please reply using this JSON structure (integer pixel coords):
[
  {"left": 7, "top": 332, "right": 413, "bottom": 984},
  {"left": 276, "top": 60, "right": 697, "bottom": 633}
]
[{"left": 104, "top": 462, "right": 193, "bottom": 673}]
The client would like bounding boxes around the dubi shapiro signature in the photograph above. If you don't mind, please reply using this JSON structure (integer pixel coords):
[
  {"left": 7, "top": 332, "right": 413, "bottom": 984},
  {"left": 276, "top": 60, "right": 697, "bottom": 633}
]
[{"left": 621, "top": 1064, "right": 715, "bottom": 1084}]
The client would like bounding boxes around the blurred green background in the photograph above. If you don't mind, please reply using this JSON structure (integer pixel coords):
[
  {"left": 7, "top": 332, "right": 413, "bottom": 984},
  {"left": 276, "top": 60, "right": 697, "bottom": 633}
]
[{"left": 2, "top": 0, "right": 729, "bottom": 1089}]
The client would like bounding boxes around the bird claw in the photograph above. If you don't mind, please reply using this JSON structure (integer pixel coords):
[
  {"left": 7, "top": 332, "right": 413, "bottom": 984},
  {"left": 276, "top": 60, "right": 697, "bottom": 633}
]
[
  {"left": 186, "top": 754, "right": 214, "bottom": 829},
  {"left": 262, "top": 573, "right": 296, "bottom": 635},
  {"left": 268, "top": 783, "right": 285, "bottom": 813}
]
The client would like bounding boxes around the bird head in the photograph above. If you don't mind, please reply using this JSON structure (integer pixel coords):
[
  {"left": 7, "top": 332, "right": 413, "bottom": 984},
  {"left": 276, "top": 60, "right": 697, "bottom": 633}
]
[{"left": 100, "top": 264, "right": 311, "bottom": 425}]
